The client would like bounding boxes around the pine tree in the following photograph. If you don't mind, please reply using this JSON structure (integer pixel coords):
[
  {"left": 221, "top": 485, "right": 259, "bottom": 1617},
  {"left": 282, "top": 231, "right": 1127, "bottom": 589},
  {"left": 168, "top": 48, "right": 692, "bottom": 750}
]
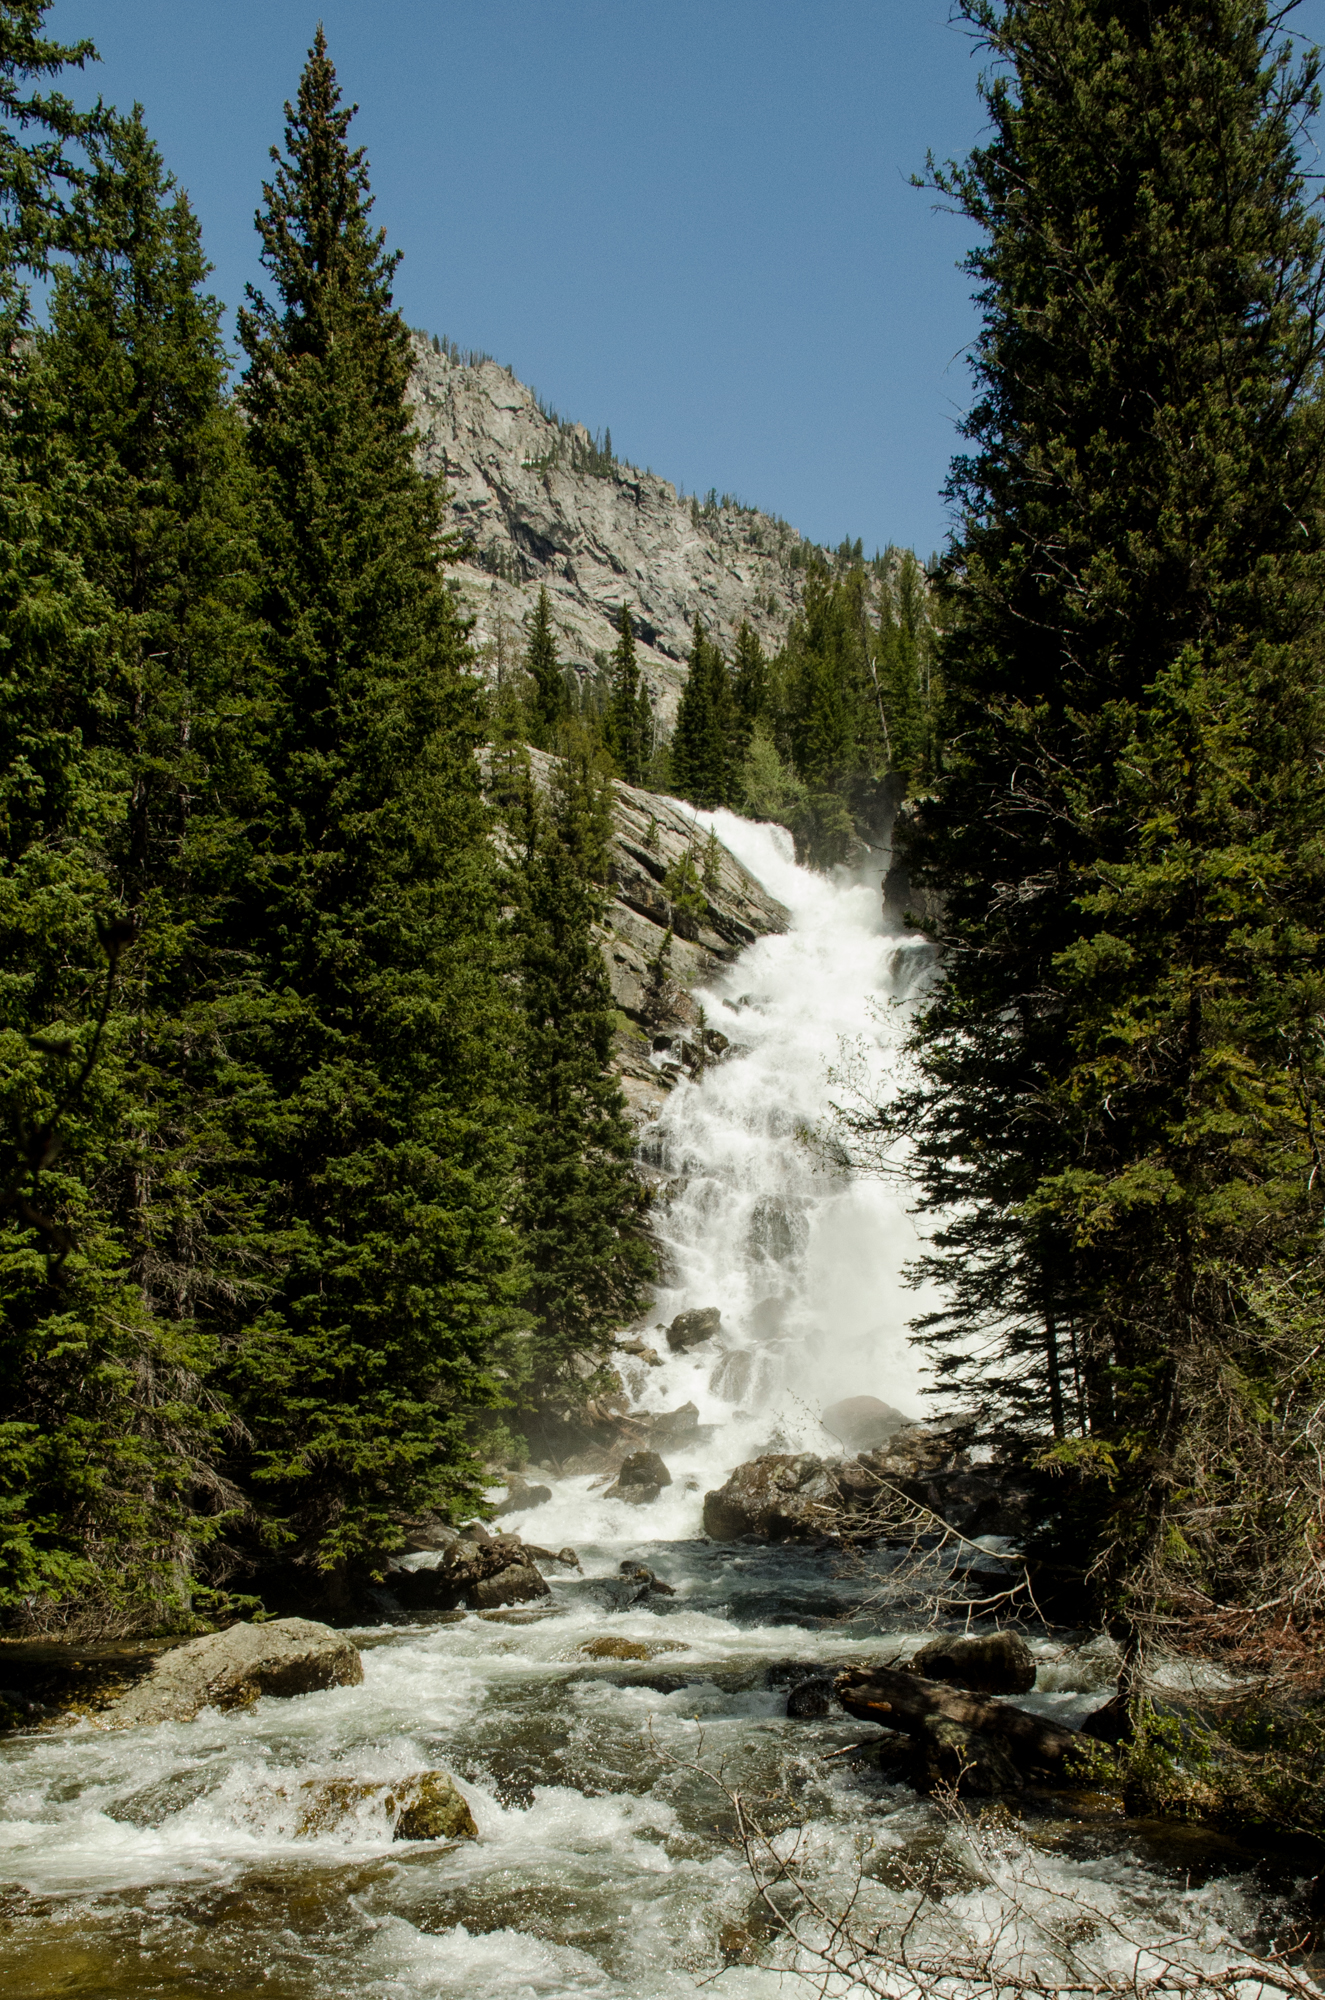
[
  {"left": 731, "top": 619, "right": 768, "bottom": 765},
  {"left": 876, "top": 0, "right": 1325, "bottom": 1663},
  {"left": 7, "top": 106, "right": 266, "bottom": 1625},
  {"left": 671, "top": 615, "right": 733, "bottom": 807},
  {"left": 512, "top": 749, "right": 651, "bottom": 1387},
  {"left": 234, "top": 29, "right": 521, "bottom": 1597},
  {"left": 0, "top": 16, "right": 207, "bottom": 1626},
  {"left": 524, "top": 585, "right": 569, "bottom": 748},
  {"left": 605, "top": 602, "right": 652, "bottom": 785}
]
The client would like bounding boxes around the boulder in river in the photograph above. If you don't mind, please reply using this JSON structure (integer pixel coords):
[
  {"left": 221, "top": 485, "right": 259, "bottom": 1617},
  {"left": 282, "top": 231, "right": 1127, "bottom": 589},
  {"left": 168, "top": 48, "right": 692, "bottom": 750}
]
[
  {"left": 786, "top": 1676, "right": 838, "bottom": 1718},
  {"left": 666, "top": 1306, "right": 722, "bottom": 1353},
  {"left": 702, "top": 1453, "right": 841, "bottom": 1541},
  {"left": 393, "top": 1770, "right": 478, "bottom": 1841},
  {"left": 912, "top": 1630, "right": 1037, "bottom": 1696},
  {"left": 392, "top": 1536, "right": 551, "bottom": 1614},
  {"left": 647, "top": 1401, "right": 702, "bottom": 1445},
  {"left": 102, "top": 1618, "right": 363, "bottom": 1728},
  {"left": 294, "top": 1769, "right": 477, "bottom": 1842},
  {"left": 604, "top": 1449, "right": 672, "bottom": 1504},
  {"left": 493, "top": 1475, "right": 553, "bottom": 1517},
  {"left": 821, "top": 1394, "right": 914, "bottom": 1452},
  {"left": 910, "top": 1717, "right": 1026, "bottom": 1796}
]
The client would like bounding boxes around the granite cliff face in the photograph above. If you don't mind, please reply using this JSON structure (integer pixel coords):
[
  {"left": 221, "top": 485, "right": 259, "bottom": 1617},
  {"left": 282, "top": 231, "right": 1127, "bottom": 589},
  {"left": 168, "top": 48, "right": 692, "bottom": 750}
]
[
  {"left": 408, "top": 335, "right": 813, "bottom": 725},
  {"left": 521, "top": 750, "right": 790, "bottom": 1123}
]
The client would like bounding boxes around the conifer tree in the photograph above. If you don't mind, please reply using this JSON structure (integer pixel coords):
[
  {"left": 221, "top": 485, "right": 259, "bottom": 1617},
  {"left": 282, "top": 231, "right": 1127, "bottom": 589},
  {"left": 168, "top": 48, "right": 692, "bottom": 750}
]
[
  {"left": 234, "top": 29, "right": 520, "bottom": 1595},
  {"left": 671, "top": 615, "right": 733, "bottom": 807},
  {"left": 512, "top": 749, "right": 651, "bottom": 1386},
  {"left": 731, "top": 619, "right": 768, "bottom": 765},
  {"left": 605, "top": 602, "right": 652, "bottom": 784},
  {"left": 524, "top": 584, "right": 569, "bottom": 748},
  {"left": 8, "top": 106, "right": 265, "bottom": 1622},
  {"left": 872, "top": 0, "right": 1325, "bottom": 1661}
]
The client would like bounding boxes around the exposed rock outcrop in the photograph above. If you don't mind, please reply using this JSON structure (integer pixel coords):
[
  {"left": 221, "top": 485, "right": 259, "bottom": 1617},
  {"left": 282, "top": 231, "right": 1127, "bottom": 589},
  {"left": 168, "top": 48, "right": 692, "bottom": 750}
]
[
  {"left": 101, "top": 1619, "right": 363, "bottom": 1728},
  {"left": 391, "top": 1536, "right": 551, "bottom": 1615},
  {"left": 408, "top": 337, "right": 812, "bottom": 726},
  {"left": 703, "top": 1432, "right": 1037, "bottom": 1544}
]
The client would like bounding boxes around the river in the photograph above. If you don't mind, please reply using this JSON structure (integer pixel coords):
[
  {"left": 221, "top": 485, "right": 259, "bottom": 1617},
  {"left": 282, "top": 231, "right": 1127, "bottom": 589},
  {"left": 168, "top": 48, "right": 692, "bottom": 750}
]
[{"left": 0, "top": 813, "right": 1297, "bottom": 1997}]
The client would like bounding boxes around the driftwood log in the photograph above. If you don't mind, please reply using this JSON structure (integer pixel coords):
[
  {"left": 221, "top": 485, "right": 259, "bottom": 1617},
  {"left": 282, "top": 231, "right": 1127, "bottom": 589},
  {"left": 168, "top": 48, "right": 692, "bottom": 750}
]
[{"left": 835, "top": 1665, "right": 1083, "bottom": 1778}]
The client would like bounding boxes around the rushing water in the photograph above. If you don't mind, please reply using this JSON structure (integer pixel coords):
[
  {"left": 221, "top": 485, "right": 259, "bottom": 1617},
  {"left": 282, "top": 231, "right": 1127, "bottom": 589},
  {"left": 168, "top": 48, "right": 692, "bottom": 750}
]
[{"left": 0, "top": 816, "right": 1298, "bottom": 1998}]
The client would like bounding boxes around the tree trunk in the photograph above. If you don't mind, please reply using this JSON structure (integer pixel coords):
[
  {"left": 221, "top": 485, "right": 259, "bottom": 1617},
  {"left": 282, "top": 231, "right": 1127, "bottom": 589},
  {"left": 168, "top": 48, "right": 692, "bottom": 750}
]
[{"left": 835, "top": 1666, "right": 1082, "bottom": 1775}]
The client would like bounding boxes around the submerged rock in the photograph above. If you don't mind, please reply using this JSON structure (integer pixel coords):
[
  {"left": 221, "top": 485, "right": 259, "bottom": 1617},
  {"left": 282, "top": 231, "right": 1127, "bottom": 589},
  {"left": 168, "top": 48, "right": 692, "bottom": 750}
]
[
  {"left": 912, "top": 1630, "right": 1037, "bottom": 1697},
  {"left": 294, "top": 1768, "right": 477, "bottom": 1842},
  {"left": 666, "top": 1306, "right": 722, "bottom": 1353},
  {"left": 102, "top": 1619, "right": 363, "bottom": 1728},
  {"left": 786, "top": 1676, "right": 838, "bottom": 1718},
  {"left": 394, "top": 1769, "right": 478, "bottom": 1841}
]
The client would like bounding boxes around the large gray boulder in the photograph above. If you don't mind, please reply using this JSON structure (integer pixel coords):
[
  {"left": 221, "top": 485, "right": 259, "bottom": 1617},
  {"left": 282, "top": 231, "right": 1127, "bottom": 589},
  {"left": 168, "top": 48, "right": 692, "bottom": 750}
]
[
  {"left": 702, "top": 1453, "right": 842, "bottom": 1542},
  {"left": 821, "top": 1394, "right": 913, "bottom": 1452},
  {"left": 667, "top": 1307, "right": 722, "bottom": 1353},
  {"left": 103, "top": 1618, "right": 363, "bottom": 1728}
]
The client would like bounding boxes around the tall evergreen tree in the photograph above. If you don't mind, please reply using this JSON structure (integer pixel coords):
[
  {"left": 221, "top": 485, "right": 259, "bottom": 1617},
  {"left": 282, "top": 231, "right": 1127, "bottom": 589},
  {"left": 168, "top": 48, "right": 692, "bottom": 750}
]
[
  {"left": 234, "top": 29, "right": 520, "bottom": 1596},
  {"left": 512, "top": 749, "right": 652, "bottom": 1387},
  {"left": 870, "top": 0, "right": 1325, "bottom": 1666},
  {"left": 605, "top": 602, "right": 652, "bottom": 785},
  {"left": 524, "top": 584, "right": 569, "bottom": 748},
  {"left": 671, "top": 614, "right": 734, "bottom": 807},
  {"left": 0, "top": 15, "right": 203, "bottom": 1627}
]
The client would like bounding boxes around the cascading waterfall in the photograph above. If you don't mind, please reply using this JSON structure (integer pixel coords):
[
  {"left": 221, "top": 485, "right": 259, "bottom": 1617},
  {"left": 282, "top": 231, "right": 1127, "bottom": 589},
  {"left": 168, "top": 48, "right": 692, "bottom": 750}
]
[
  {"left": 513, "top": 806, "right": 934, "bottom": 1552},
  {"left": 0, "top": 819, "right": 1280, "bottom": 2000}
]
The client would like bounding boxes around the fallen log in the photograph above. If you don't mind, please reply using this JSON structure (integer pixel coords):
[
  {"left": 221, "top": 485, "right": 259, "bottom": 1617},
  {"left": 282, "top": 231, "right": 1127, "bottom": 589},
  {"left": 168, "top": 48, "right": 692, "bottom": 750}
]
[{"left": 835, "top": 1665, "right": 1083, "bottom": 1778}]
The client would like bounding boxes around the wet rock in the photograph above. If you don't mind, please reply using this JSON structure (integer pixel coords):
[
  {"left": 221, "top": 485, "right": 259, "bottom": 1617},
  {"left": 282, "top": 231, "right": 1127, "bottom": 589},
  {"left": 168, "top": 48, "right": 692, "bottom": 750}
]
[
  {"left": 910, "top": 1718, "right": 1026, "bottom": 1796},
  {"left": 393, "top": 1536, "right": 550, "bottom": 1613},
  {"left": 786, "top": 1676, "right": 838, "bottom": 1718},
  {"left": 605, "top": 1449, "right": 673, "bottom": 1505},
  {"left": 1081, "top": 1688, "right": 1134, "bottom": 1745},
  {"left": 394, "top": 1769, "right": 478, "bottom": 1841},
  {"left": 400, "top": 1516, "right": 461, "bottom": 1554},
  {"left": 617, "top": 1337, "right": 663, "bottom": 1366},
  {"left": 666, "top": 1306, "right": 722, "bottom": 1353},
  {"left": 648, "top": 1401, "right": 702, "bottom": 1445},
  {"left": 821, "top": 1394, "right": 914, "bottom": 1452},
  {"left": 469, "top": 1561, "right": 550, "bottom": 1611},
  {"left": 618, "top": 1560, "right": 676, "bottom": 1604},
  {"left": 580, "top": 1637, "right": 652, "bottom": 1660},
  {"left": 912, "top": 1630, "right": 1037, "bottom": 1697},
  {"left": 522, "top": 1544, "right": 582, "bottom": 1570},
  {"left": 102, "top": 1619, "right": 363, "bottom": 1728},
  {"left": 702, "top": 1453, "right": 841, "bottom": 1542},
  {"left": 493, "top": 1476, "right": 553, "bottom": 1517}
]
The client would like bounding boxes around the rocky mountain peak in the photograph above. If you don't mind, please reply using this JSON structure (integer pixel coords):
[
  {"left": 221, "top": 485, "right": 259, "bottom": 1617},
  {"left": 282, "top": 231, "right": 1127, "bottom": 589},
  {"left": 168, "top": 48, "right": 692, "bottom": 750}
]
[{"left": 408, "top": 334, "right": 815, "bottom": 723}]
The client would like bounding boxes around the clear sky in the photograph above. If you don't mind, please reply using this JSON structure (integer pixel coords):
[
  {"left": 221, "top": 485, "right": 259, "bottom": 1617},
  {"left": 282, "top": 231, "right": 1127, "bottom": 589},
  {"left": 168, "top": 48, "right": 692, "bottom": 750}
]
[{"left": 45, "top": 1, "right": 1325, "bottom": 560}]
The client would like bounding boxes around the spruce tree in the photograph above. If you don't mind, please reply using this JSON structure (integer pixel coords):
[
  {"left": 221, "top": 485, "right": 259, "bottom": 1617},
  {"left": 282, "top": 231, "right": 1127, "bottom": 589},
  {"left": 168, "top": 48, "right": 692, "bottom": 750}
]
[
  {"left": 524, "top": 584, "right": 569, "bottom": 748},
  {"left": 234, "top": 29, "right": 520, "bottom": 1596},
  {"left": 512, "top": 749, "right": 651, "bottom": 1387},
  {"left": 605, "top": 601, "right": 652, "bottom": 784},
  {"left": 671, "top": 615, "right": 733, "bottom": 807},
  {"left": 876, "top": 0, "right": 1325, "bottom": 1663}
]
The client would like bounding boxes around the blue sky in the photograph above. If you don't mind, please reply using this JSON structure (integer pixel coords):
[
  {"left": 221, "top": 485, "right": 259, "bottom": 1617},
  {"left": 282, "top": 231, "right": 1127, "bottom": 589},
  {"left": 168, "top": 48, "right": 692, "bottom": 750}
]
[{"left": 46, "top": 2, "right": 1325, "bottom": 559}]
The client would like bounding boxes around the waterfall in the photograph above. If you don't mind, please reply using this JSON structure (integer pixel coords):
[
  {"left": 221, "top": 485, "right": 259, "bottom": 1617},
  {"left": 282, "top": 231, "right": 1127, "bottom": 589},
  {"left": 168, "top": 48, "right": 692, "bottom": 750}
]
[{"left": 510, "top": 808, "right": 936, "bottom": 1546}]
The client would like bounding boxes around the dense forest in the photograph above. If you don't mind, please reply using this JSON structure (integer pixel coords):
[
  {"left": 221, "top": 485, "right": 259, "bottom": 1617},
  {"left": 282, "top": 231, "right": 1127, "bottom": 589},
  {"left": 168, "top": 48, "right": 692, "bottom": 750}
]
[{"left": 0, "top": 7, "right": 937, "bottom": 1634}]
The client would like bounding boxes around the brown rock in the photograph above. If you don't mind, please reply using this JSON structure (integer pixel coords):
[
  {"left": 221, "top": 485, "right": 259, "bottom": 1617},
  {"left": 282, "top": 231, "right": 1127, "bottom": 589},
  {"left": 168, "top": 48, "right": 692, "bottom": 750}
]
[
  {"left": 702, "top": 1453, "right": 841, "bottom": 1542},
  {"left": 912, "top": 1630, "right": 1036, "bottom": 1696},
  {"left": 393, "top": 1769, "right": 478, "bottom": 1842}
]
